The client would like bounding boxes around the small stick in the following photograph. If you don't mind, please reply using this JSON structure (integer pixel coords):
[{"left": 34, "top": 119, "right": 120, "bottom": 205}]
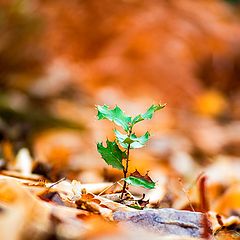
[
  {"left": 178, "top": 177, "right": 195, "bottom": 212},
  {"left": 98, "top": 181, "right": 118, "bottom": 196},
  {"left": 117, "top": 180, "right": 134, "bottom": 198},
  {"left": 198, "top": 175, "right": 209, "bottom": 213},
  {"left": 198, "top": 175, "right": 212, "bottom": 239},
  {"left": 48, "top": 177, "right": 66, "bottom": 189}
]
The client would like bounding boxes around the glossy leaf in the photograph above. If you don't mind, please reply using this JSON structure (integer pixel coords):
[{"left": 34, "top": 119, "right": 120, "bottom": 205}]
[
  {"left": 96, "top": 105, "right": 131, "bottom": 132},
  {"left": 97, "top": 140, "right": 126, "bottom": 170},
  {"left": 114, "top": 129, "right": 150, "bottom": 149},
  {"left": 124, "top": 176, "right": 155, "bottom": 189},
  {"left": 132, "top": 104, "right": 166, "bottom": 125},
  {"left": 114, "top": 129, "right": 130, "bottom": 148}
]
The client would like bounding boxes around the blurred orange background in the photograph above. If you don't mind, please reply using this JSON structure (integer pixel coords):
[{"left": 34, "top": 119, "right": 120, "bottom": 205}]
[{"left": 1, "top": 0, "right": 240, "bottom": 190}]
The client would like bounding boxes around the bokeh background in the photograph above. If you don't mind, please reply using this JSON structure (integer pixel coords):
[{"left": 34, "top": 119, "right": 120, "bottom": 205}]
[{"left": 1, "top": 0, "right": 240, "bottom": 215}]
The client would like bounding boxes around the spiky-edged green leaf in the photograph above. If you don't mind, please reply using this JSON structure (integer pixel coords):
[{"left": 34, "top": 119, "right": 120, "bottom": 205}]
[
  {"left": 114, "top": 129, "right": 129, "bottom": 148},
  {"left": 132, "top": 104, "right": 166, "bottom": 125},
  {"left": 124, "top": 176, "right": 155, "bottom": 189},
  {"left": 129, "top": 132, "right": 150, "bottom": 148},
  {"left": 96, "top": 105, "right": 131, "bottom": 132},
  {"left": 114, "top": 129, "right": 150, "bottom": 149},
  {"left": 97, "top": 140, "right": 126, "bottom": 170}
]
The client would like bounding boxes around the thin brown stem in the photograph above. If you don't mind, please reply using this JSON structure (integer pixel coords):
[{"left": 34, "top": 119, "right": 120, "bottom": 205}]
[
  {"left": 120, "top": 143, "right": 130, "bottom": 199},
  {"left": 124, "top": 144, "right": 131, "bottom": 177},
  {"left": 120, "top": 127, "right": 132, "bottom": 199}
]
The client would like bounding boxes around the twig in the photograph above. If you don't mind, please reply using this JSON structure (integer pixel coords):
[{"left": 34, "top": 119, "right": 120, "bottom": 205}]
[
  {"left": 98, "top": 181, "right": 118, "bottom": 196},
  {"left": 117, "top": 180, "right": 134, "bottom": 198},
  {"left": 48, "top": 177, "right": 66, "bottom": 189},
  {"left": 178, "top": 177, "right": 195, "bottom": 212},
  {"left": 198, "top": 175, "right": 212, "bottom": 239}
]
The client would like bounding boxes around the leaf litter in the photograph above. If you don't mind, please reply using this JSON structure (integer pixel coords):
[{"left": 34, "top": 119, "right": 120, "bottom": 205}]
[{"left": 0, "top": 146, "right": 239, "bottom": 240}]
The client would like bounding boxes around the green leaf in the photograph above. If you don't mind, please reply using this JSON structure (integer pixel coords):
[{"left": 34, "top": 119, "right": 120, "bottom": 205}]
[
  {"left": 124, "top": 176, "right": 155, "bottom": 189},
  {"left": 97, "top": 140, "right": 126, "bottom": 170},
  {"left": 96, "top": 105, "right": 131, "bottom": 132},
  {"left": 132, "top": 104, "right": 166, "bottom": 125},
  {"left": 129, "top": 132, "right": 150, "bottom": 148},
  {"left": 114, "top": 129, "right": 129, "bottom": 148},
  {"left": 128, "top": 204, "right": 142, "bottom": 210},
  {"left": 114, "top": 129, "right": 150, "bottom": 149}
]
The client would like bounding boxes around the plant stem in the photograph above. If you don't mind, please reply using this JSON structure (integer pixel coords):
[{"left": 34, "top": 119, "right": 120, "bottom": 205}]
[{"left": 120, "top": 127, "right": 132, "bottom": 199}]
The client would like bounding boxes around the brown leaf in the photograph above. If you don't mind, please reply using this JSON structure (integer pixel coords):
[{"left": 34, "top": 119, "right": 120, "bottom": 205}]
[
  {"left": 80, "top": 193, "right": 101, "bottom": 204},
  {"left": 130, "top": 169, "right": 154, "bottom": 184},
  {"left": 130, "top": 169, "right": 143, "bottom": 179},
  {"left": 137, "top": 194, "right": 149, "bottom": 208},
  {"left": 38, "top": 191, "right": 65, "bottom": 206}
]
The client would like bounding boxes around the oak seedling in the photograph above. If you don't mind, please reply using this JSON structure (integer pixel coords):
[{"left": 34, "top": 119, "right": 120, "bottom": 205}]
[{"left": 96, "top": 104, "right": 165, "bottom": 199}]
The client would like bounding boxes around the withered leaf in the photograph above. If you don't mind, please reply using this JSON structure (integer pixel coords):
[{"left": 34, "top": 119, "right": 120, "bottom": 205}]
[
  {"left": 125, "top": 170, "right": 155, "bottom": 189},
  {"left": 137, "top": 194, "right": 150, "bottom": 208},
  {"left": 38, "top": 191, "right": 65, "bottom": 206},
  {"left": 130, "top": 169, "right": 143, "bottom": 179},
  {"left": 130, "top": 170, "right": 154, "bottom": 183}
]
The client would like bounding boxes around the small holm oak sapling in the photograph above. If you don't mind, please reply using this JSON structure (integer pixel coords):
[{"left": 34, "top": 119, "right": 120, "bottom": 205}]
[{"left": 96, "top": 104, "right": 166, "bottom": 199}]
